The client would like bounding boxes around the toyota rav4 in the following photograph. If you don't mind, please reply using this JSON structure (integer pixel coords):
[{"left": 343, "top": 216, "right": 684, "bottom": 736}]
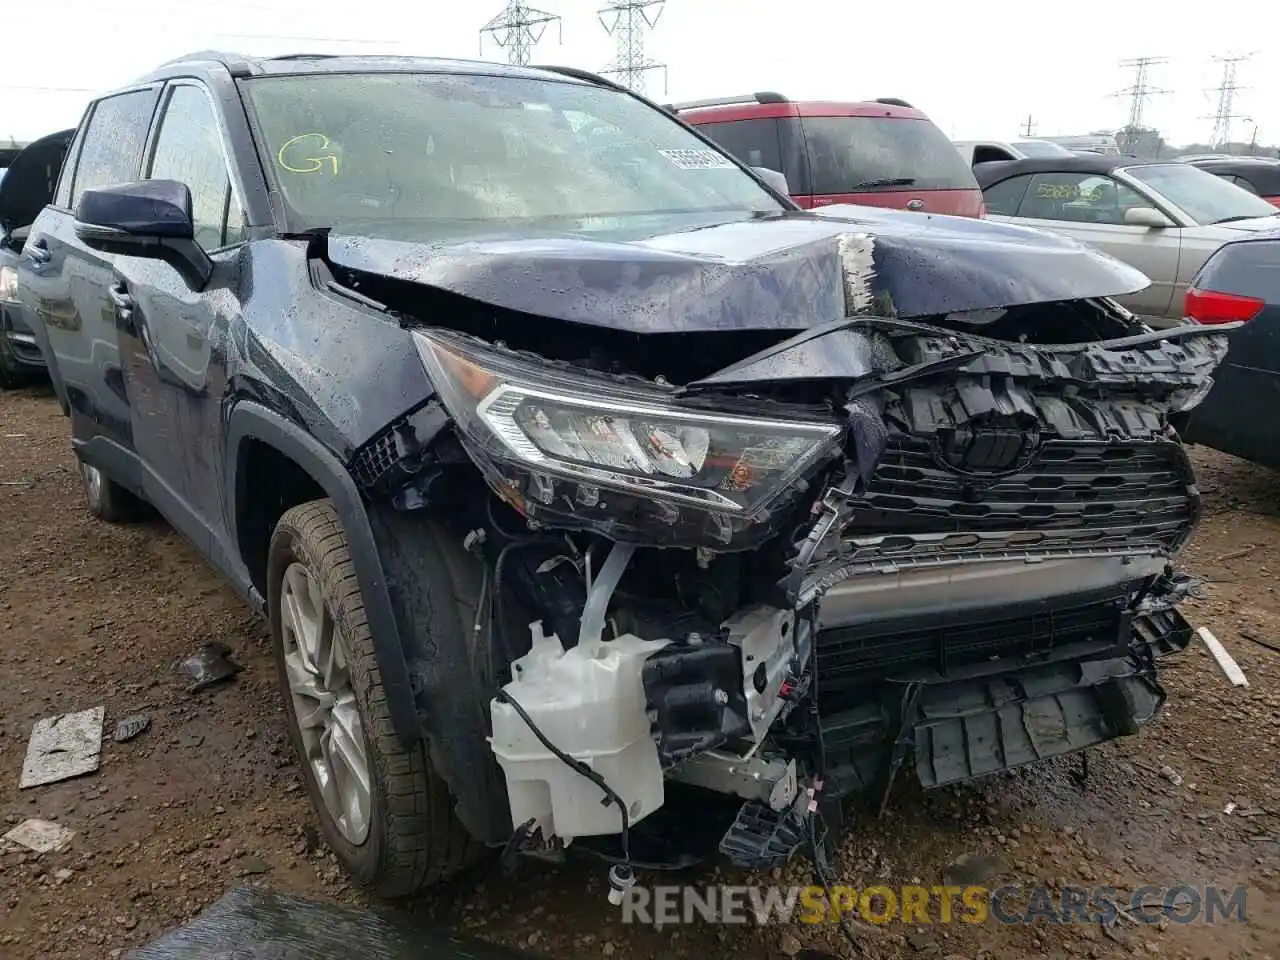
[{"left": 9, "top": 51, "right": 1233, "bottom": 898}]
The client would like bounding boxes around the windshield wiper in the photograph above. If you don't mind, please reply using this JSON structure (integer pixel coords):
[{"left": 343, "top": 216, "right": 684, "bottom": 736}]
[
  {"left": 1212, "top": 214, "right": 1273, "bottom": 225},
  {"left": 851, "top": 177, "right": 916, "bottom": 189}
]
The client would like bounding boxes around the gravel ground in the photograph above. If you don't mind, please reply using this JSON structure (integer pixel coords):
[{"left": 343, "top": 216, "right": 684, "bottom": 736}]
[{"left": 1, "top": 384, "right": 1277, "bottom": 960}]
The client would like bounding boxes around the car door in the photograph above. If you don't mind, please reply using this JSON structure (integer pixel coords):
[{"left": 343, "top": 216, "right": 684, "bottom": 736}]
[
  {"left": 17, "top": 88, "right": 160, "bottom": 468},
  {"left": 988, "top": 170, "right": 1182, "bottom": 319},
  {"left": 110, "top": 80, "right": 248, "bottom": 555}
]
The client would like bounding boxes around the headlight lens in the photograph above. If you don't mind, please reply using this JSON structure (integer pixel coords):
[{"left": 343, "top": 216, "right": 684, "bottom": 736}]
[
  {"left": 413, "top": 330, "right": 841, "bottom": 523},
  {"left": 0, "top": 265, "right": 18, "bottom": 303}
]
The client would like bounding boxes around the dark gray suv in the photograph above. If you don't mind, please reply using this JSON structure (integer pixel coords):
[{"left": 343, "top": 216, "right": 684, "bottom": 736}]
[{"left": 6, "top": 50, "right": 1236, "bottom": 899}]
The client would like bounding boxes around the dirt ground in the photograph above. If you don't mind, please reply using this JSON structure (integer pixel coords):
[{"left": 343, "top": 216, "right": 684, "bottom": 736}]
[{"left": 1, "top": 384, "right": 1277, "bottom": 960}]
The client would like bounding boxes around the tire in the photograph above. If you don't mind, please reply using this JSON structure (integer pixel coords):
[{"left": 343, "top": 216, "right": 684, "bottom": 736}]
[
  {"left": 268, "top": 499, "right": 480, "bottom": 897},
  {"left": 78, "top": 459, "right": 147, "bottom": 523}
]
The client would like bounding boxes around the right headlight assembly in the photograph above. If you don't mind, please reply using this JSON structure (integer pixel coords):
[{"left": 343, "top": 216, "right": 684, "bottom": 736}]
[{"left": 412, "top": 329, "right": 842, "bottom": 545}]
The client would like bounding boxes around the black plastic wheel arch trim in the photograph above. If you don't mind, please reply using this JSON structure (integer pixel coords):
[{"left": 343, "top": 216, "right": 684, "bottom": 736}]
[{"left": 225, "top": 401, "right": 421, "bottom": 746}]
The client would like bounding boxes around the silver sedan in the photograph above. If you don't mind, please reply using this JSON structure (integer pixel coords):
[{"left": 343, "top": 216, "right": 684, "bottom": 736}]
[{"left": 975, "top": 156, "right": 1280, "bottom": 323}]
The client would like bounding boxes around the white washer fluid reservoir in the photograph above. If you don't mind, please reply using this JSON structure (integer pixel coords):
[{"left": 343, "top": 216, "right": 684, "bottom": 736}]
[{"left": 489, "top": 622, "right": 670, "bottom": 843}]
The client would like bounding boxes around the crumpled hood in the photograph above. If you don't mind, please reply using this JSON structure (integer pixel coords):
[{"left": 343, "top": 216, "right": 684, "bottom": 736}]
[{"left": 328, "top": 207, "right": 1150, "bottom": 333}]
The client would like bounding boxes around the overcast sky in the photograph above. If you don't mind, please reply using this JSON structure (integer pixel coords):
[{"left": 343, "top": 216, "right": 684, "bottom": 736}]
[{"left": 3, "top": 0, "right": 1275, "bottom": 147}]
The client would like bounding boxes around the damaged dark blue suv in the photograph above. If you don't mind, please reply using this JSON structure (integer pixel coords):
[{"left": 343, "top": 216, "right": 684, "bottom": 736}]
[{"left": 10, "top": 51, "right": 1236, "bottom": 897}]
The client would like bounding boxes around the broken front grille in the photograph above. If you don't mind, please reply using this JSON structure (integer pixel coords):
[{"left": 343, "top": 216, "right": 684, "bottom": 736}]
[
  {"left": 853, "top": 437, "right": 1194, "bottom": 542},
  {"left": 795, "top": 438, "right": 1197, "bottom": 604}
]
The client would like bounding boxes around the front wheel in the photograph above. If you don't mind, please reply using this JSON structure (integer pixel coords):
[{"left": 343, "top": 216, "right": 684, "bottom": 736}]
[{"left": 267, "top": 499, "right": 479, "bottom": 897}]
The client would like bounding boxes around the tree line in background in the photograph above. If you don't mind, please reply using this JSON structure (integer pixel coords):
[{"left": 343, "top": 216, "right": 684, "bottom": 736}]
[{"left": 1117, "top": 124, "right": 1280, "bottom": 160}]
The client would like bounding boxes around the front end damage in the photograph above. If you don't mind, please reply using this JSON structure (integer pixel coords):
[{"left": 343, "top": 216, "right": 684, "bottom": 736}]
[{"left": 342, "top": 231, "right": 1235, "bottom": 877}]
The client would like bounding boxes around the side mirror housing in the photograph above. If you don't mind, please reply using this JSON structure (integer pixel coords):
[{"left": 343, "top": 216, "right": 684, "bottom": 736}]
[
  {"left": 74, "top": 180, "right": 213, "bottom": 288},
  {"left": 1124, "top": 206, "right": 1173, "bottom": 229},
  {"left": 751, "top": 166, "right": 791, "bottom": 196}
]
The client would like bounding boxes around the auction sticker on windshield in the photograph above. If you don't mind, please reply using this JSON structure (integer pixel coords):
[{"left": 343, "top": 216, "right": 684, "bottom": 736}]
[{"left": 660, "top": 148, "right": 737, "bottom": 170}]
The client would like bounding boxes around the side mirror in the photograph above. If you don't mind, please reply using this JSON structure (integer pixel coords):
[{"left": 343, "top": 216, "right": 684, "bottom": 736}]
[
  {"left": 1124, "top": 206, "right": 1173, "bottom": 229},
  {"left": 751, "top": 166, "right": 791, "bottom": 196},
  {"left": 74, "top": 180, "right": 212, "bottom": 289}
]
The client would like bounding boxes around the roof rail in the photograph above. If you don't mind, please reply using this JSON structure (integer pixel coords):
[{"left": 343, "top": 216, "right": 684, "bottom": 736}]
[
  {"left": 873, "top": 97, "right": 914, "bottom": 108},
  {"left": 155, "top": 50, "right": 257, "bottom": 77},
  {"left": 665, "top": 92, "right": 788, "bottom": 112},
  {"left": 269, "top": 53, "right": 344, "bottom": 61},
  {"left": 531, "top": 65, "right": 624, "bottom": 91}
]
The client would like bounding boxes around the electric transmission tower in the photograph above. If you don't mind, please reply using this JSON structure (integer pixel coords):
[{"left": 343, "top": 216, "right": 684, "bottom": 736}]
[
  {"left": 1112, "top": 56, "right": 1169, "bottom": 131},
  {"left": 599, "top": 0, "right": 667, "bottom": 95},
  {"left": 480, "top": 2, "right": 561, "bottom": 67},
  {"left": 1204, "top": 53, "right": 1253, "bottom": 147}
]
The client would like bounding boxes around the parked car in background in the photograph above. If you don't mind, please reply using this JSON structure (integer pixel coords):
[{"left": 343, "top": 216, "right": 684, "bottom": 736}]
[
  {"left": 1182, "top": 156, "right": 1280, "bottom": 207},
  {"left": 1180, "top": 230, "right": 1280, "bottom": 470},
  {"left": 1041, "top": 134, "right": 1121, "bottom": 156},
  {"left": 952, "top": 138, "right": 1072, "bottom": 166},
  {"left": 975, "top": 154, "right": 1280, "bottom": 323},
  {"left": 671, "top": 92, "right": 985, "bottom": 217},
  {"left": 0, "top": 129, "right": 73, "bottom": 388}
]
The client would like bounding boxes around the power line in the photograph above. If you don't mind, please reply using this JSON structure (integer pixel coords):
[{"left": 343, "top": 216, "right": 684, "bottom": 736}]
[
  {"left": 1111, "top": 56, "right": 1169, "bottom": 131},
  {"left": 0, "top": 84, "right": 97, "bottom": 93},
  {"left": 598, "top": 0, "right": 667, "bottom": 95},
  {"left": 479, "top": 3, "right": 561, "bottom": 67},
  {"left": 1204, "top": 53, "right": 1253, "bottom": 147}
]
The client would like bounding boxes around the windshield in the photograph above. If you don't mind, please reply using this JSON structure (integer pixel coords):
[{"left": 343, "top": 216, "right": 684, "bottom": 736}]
[
  {"left": 800, "top": 116, "right": 978, "bottom": 193},
  {"left": 1126, "top": 163, "right": 1279, "bottom": 224},
  {"left": 1013, "top": 140, "right": 1071, "bottom": 158},
  {"left": 242, "top": 72, "right": 783, "bottom": 238}
]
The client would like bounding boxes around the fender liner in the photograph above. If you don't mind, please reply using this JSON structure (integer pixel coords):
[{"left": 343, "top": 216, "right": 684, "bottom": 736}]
[{"left": 225, "top": 401, "right": 421, "bottom": 747}]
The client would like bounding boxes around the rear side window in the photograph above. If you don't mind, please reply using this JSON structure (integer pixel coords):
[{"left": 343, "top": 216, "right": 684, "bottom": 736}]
[
  {"left": 70, "top": 89, "right": 159, "bottom": 208},
  {"left": 694, "top": 119, "right": 783, "bottom": 176},
  {"left": 982, "top": 174, "right": 1032, "bottom": 215},
  {"left": 801, "top": 116, "right": 979, "bottom": 194},
  {"left": 972, "top": 145, "right": 1015, "bottom": 165}
]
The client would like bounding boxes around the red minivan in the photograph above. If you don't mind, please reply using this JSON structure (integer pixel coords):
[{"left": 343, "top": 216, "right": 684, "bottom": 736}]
[{"left": 671, "top": 93, "right": 985, "bottom": 218}]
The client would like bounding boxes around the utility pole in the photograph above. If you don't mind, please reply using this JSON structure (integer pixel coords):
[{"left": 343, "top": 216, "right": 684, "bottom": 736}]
[
  {"left": 480, "top": 2, "right": 561, "bottom": 67},
  {"left": 1204, "top": 53, "right": 1253, "bottom": 148},
  {"left": 599, "top": 0, "right": 668, "bottom": 95},
  {"left": 1112, "top": 56, "right": 1169, "bottom": 132}
]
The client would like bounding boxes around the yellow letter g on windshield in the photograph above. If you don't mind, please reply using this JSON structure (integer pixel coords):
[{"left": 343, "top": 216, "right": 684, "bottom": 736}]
[{"left": 277, "top": 133, "right": 340, "bottom": 175}]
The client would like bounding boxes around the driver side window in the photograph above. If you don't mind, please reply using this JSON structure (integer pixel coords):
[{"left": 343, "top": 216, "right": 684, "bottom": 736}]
[
  {"left": 148, "top": 84, "right": 245, "bottom": 251},
  {"left": 1017, "top": 172, "right": 1148, "bottom": 226}
]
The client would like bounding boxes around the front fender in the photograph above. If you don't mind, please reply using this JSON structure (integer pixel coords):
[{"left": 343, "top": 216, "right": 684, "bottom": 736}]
[{"left": 224, "top": 402, "right": 420, "bottom": 747}]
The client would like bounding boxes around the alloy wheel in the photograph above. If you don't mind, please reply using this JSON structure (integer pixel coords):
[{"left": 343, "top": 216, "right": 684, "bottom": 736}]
[{"left": 279, "top": 561, "right": 372, "bottom": 845}]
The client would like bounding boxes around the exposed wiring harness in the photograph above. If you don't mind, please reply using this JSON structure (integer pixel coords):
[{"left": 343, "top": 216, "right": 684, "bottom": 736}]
[
  {"left": 801, "top": 603, "right": 864, "bottom": 957},
  {"left": 493, "top": 687, "right": 633, "bottom": 867},
  {"left": 478, "top": 523, "right": 636, "bottom": 895}
]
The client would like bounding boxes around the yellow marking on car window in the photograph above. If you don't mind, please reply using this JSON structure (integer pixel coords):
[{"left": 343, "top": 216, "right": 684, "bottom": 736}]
[
  {"left": 1036, "top": 183, "right": 1078, "bottom": 200},
  {"left": 277, "top": 133, "right": 339, "bottom": 175}
]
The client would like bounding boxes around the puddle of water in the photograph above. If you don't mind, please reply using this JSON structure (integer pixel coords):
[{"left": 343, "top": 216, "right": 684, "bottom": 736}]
[{"left": 131, "top": 885, "right": 545, "bottom": 960}]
